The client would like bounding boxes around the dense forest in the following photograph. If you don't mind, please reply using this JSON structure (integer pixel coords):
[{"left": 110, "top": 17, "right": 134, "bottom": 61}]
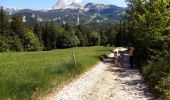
[{"left": 0, "top": 6, "right": 126, "bottom": 52}]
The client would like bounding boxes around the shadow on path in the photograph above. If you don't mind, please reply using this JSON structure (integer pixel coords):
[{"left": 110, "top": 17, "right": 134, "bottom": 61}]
[{"left": 102, "top": 53, "right": 155, "bottom": 100}]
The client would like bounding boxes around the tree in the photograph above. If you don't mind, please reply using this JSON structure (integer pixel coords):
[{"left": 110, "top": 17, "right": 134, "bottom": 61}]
[
  {"left": 100, "top": 28, "right": 108, "bottom": 45},
  {"left": 8, "top": 35, "right": 24, "bottom": 51},
  {"left": 88, "top": 31, "right": 100, "bottom": 46},
  {"left": 10, "top": 15, "right": 41, "bottom": 51},
  {"left": 126, "top": 0, "right": 170, "bottom": 60},
  {"left": 34, "top": 23, "right": 43, "bottom": 41},
  {"left": 107, "top": 27, "right": 117, "bottom": 46},
  {"left": 55, "top": 27, "right": 65, "bottom": 48},
  {"left": 10, "top": 15, "right": 26, "bottom": 39},
  {"left": 126, "top": 0, "right": 170, "bottom": 98},
  {"left": 60, "top": 31, "right": 80, "bottom": 48},
  {"left": 115, "top": 21, "right": 128, "bottom": 46},
  {"left": 76, "top": 30, "right": 86, "bottom": 46},
  {"left": 0, "top": 6, "right": 8, "bottom": 36},
  {"left": 23, "top": 31, "right": 42, "bottom": 51},
  {"left": 0, "top": 36, "right": 10, "bottom": 52}
]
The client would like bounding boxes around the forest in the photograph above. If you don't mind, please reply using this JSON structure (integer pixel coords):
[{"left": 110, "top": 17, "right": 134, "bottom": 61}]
[{"left": 0, "top": 6, "right": 126, "bottom": 52}]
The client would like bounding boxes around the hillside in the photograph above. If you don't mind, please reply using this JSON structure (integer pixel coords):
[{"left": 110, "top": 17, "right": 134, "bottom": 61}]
[{"left": 4, "top": 3, "right": 125, "bottom": 26}]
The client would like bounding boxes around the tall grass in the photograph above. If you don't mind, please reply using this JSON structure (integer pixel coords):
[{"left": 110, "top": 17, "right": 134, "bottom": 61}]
[{"left": 0, "top": 46, "right": 113, "bottom": 100}]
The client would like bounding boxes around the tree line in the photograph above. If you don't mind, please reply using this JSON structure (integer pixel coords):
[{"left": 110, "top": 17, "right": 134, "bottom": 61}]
[
  {"left": 0, "top": 6, "right": 127, "bottom": 52},
  {"left": 124, "top": 0, "right": 170, "bottom": 99}
]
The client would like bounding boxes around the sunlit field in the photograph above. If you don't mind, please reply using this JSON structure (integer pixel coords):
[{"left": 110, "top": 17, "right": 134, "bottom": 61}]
[{"left": 0, "top": 46, "right": 113, "bottom": 100}]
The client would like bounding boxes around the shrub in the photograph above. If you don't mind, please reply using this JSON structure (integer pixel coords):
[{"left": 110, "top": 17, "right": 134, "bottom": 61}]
[
  {"left": 156, "top": 76, "right": 170, "bottom": 100},
  {"left": 143, "top": 57, "right": 170, "bottom": 99}
]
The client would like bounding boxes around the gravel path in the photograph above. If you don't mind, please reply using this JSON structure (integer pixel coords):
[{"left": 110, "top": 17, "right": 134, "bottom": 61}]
[{"left": 42, "top": 48, "right": 154, "bottom": 100}]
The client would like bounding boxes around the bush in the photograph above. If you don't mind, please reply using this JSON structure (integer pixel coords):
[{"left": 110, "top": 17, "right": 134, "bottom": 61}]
[
  {"left": 156, "top": 76, "right": 170, "bottom": 100},
  {"left": 143, "top": 57, "right": 170, "bottom": 99}
]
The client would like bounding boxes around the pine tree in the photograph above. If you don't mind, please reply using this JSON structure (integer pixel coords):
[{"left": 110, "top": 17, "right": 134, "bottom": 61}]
[
  {"left": 42, "top": 22, "right": 52, "bottom": 50},
  {"left": 0, "top": 6, "right": 8, "bottom": 36},
  {"left": 100, "top": 28, "right": 108, "bottom": 45},
  {"left": 34, "top": 23, "right": 43, "bottom": 40},
  {"left": 10, "top": 15, "right": 26, "bottom": 39}
]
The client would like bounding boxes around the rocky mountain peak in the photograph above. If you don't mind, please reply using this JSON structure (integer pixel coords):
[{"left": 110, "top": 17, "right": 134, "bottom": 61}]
[
  {"left": 52, "top": 0, "right": 84, "bottom": 10},
  {"left": 52, "top": 0, "right": 67, "bottom": 9}
]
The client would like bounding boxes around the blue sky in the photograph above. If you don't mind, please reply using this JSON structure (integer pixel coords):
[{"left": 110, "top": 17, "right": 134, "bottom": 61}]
[{"left": 0, "top": 0, "right": 127, "bottom": 9}]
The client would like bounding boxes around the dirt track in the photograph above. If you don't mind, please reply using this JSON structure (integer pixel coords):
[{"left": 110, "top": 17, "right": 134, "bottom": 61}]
[{"left": 43, "top": 48, "right": 154, "bottom": 100}]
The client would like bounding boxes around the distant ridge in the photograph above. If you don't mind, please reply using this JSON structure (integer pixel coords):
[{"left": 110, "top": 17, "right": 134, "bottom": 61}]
[{"left": 3, "top": 2, "right": 125, "bottom": 26}]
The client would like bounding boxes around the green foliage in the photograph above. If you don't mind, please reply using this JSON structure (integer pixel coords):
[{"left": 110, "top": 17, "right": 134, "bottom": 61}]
[
  {"left": 156, "top": 76, "right": 170, "bottom": 100},
  {"left": 100, "top": 34, "right": 108, "bottom": 45},
  {"left": 60, "top": 31, "right": 80, "bottom": 48},
  {"left": 0, "top": 7, "right": 120, "bottom": 52},
  {"left": 126, "top": 0, "right": 170, "bottom": 99},
  {"left": 0, "top": 46, "right": 112, "bottom": 99},
  {"left": 0, "top": 36, "right": 10, "bottom": 52},
  {"left": 34, "top": 23, "right": 43, "bottom": 41},
  {"left": 71, "top": 35, "right": 80, "bottom": 47},
  {"left": 76, "top": 30, "right": 86, "bottom": 46},
  {"left": 10, "top": 15, "right": 26, "bottom": 39},
  {"left": 23, "top": 31, "right": 42, "bottom": 51},
  {"left": 8, "top": 35, "right": 24, "bottom": 52},
  {"left": 143, "top": 59, "right": 170, "bottom": 99},
  {"left": 107, "top": 28, "right": 117, "bottom": 46},
  {"left": 88, "top": 31, "right": 100, "bottom": 46},
  {"left": 115, "top": 21, "right": 128, "bottom": 46},
  {"left": 0, "top": 6, "right": 8, "bottom": 36}
]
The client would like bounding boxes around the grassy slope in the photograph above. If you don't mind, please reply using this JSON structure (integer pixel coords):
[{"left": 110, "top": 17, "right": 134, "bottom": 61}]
[{"left": 0, "top": 46, "right": 113, "bottom": 100}]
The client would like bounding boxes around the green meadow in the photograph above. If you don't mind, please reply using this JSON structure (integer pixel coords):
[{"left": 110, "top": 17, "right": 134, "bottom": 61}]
[{"left": 0, "top": 46, "right": 113, "bottom": 100}]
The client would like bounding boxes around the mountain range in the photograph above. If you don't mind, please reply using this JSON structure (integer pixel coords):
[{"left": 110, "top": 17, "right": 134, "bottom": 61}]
[{"left": 3, "top": 0, "right": 125, "bottom": 27}]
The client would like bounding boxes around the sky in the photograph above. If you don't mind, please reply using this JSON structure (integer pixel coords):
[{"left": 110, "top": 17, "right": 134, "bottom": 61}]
[{"left": 0, "top": 0, "right": 127, "bottom": 9}]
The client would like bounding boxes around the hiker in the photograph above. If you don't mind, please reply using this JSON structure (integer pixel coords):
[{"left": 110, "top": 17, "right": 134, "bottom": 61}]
[{"left": 127, "top": 43, "right": 134, "bottom": 68}]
